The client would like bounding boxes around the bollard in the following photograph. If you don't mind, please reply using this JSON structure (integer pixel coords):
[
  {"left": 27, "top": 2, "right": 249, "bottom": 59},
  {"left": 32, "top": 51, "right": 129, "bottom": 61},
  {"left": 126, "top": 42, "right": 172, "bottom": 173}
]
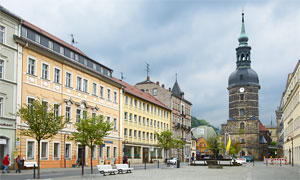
[
  {"left": 280, "top": 159, "right": 281, "bottom": 166},
  {"left": 33, "top": 164, "right": 36, "bottom": 179},
  {"left": 144, "top": 161, "right": 146, "bottom": 170},
  {"left": 158, "top": 160, "right": 159, "bottom": 168},
  {"left": 266, "top": 159, "right": 268, "bottom": 166}
]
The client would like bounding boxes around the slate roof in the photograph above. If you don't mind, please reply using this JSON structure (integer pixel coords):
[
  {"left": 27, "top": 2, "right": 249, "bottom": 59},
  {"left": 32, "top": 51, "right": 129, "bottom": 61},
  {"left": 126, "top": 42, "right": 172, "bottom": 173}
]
[
  {"left": 113, "top": 78, "right": 170, "bottom": 110},
  {"left": 259, "top": 135, "right": 267, "bottom": 144},
  {"left": 172, "top": 80, "right": 182, "bottom": 97}
]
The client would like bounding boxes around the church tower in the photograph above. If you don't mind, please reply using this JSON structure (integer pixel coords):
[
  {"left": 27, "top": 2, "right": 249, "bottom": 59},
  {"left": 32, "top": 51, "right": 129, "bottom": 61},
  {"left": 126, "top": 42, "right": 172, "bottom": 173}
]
[{"left": 222, "top": 13, "right": 265, "bottom": 160}]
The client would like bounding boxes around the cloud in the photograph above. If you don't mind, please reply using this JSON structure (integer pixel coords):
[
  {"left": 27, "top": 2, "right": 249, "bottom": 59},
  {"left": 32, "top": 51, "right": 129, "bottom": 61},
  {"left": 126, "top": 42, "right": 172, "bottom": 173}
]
[{"left": 2, "top": 0, "right": 300, "bottom": 127}]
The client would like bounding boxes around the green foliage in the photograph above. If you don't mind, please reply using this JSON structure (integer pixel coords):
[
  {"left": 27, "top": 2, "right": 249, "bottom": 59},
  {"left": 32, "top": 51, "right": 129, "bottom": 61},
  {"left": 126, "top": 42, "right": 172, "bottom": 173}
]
[
  {"left": 191, "top": 116, "right": 218, "bottom": 132},
  {"left": 173, "top": 137, "right": 186, "bottom": 158},
  {"left": 229, "top": 142, "right": 241, "bottom": 156},
  {"left": 16, "top": 99, "right": 65, "bottom": 179},
  {"left": 270, "top": 141, "right": 276, "bottom": 146},
  {"left": 71, "top": 115, "right": 112, "bottom": 174}
]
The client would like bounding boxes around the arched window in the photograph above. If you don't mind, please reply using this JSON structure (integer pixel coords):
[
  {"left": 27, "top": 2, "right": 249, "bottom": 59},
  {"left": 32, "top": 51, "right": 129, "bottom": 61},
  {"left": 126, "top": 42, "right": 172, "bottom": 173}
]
[
  {"left": 240, "top": 122, "right": 245, "bottom": 129},
  {"left": 240, "top": 109, "right": 245, "bottom": 116},
  {"left": 240, "top": 94, "right": 244, "bottom": 100},
  {"left": 241, "top": 54, "right": 245, "bottom": 61}
]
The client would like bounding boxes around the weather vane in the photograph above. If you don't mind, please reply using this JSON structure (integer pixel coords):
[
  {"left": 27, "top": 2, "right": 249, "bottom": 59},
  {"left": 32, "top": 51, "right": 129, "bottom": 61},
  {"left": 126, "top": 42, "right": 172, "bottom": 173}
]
[
  {"left": 145, "top": 63, "right": 150, "bottom": 77},
  {"left": 70, "top": 34, "right": 78, "bottom": 45}
]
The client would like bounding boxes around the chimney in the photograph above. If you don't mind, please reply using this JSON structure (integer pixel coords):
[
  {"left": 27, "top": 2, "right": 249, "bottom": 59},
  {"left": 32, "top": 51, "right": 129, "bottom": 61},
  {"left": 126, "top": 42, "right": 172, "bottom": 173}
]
[
  {"left": 162, "top": 84, "right": 165, "bottom": 88},
  {"left": 156, "top": 81, "right": 160, "bottom": 85},
  {"left": 147, "top": 76, "right": 150, "bottom": 81},
  {"left": 169, "top": 88, "right": 171, "bottom": 91}
]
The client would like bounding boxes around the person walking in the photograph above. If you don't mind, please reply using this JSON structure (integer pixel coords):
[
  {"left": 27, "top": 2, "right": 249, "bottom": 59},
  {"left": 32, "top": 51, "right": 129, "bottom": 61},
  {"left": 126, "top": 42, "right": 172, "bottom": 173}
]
[
  {"left": 16, "top": 155, "right": 22, "bottom": 173},
  {"left": 2, "top": 154, "right": 10, "bottom": 173}
]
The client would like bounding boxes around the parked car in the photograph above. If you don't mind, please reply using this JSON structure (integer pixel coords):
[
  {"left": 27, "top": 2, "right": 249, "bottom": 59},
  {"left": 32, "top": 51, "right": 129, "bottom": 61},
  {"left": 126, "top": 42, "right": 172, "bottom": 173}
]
[
  {"left": 236, "top": 158, "right": 247, "bottom": 164},
  {"left": 167, "top": 158, "right": 178, "bottom": 165},
  {"left": 241, "top": 155, "right": 254, "bottom": 162}
]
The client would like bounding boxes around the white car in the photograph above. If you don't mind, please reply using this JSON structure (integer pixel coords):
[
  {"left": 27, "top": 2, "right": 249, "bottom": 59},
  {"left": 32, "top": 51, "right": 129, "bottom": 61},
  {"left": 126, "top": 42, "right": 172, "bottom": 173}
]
[
  {"left": 167, "top": 158, "right": 178, "bottom": 165},
  {"left": 232, "top": 158, "right": 246, "bottom": 165}
]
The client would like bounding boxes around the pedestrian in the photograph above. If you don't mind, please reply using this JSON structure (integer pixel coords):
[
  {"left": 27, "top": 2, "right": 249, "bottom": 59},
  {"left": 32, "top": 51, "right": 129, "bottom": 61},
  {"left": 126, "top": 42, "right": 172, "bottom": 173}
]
[
  {"left": 2, "top": 154, "right": 10, "bottom": 173},
  {"left": 16, "top": 155, "right": 22, "bottom": 173}
]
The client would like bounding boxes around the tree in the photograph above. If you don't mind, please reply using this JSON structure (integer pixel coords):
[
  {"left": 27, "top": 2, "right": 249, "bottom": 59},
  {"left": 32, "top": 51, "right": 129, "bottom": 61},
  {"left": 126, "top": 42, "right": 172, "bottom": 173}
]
[
  {"left": 206, "top": 136, "right": 219, "bottom": 159},
  {"left": 229, "top": 142, "right": 241, "bottom": 157},
  {"left": 173, "top": 138, "right": 186, "bottom": 159},
  {"left": 155, "top": 131, "right": 174, "bottom": 160},
  {"left": 71, "top": 115, "right": 112, "bottom": 174},
  {"left": 17, "top": 99, "right": 65, "bottom": 179}
]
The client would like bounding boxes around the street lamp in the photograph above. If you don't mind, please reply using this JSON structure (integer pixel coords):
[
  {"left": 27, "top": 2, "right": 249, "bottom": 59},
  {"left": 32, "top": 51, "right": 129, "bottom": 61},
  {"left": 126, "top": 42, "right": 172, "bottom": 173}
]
[{"left": 287, "top": 136, "right": 294, "bottom": 167}]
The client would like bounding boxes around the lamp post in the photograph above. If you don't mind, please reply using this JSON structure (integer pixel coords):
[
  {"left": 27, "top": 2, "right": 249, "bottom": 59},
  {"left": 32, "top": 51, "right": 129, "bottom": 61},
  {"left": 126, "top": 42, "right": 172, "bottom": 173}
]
[{"left": 287, "top": 136, "right": 294, "bottom": 166}]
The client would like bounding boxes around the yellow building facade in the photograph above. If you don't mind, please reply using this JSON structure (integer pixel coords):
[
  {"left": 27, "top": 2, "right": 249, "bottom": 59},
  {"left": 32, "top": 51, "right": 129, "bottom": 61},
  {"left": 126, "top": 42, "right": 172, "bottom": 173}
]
[
  {"left": 114, "top": 79, "right": 171, "bottom": 163},
  {"left": 15, "top": 20, "right": 123, "bottom": 168}
]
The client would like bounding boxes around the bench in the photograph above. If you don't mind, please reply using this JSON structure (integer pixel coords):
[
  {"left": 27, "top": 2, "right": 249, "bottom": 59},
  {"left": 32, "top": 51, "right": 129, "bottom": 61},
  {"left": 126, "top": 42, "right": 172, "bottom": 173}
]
[
  {"left": 116, "top": 164, "right": 134, "bottom": 174},
  {"left": 24, "top": 161, "right": 38, "bottom": 168},
  {"left": 96, "top": 165, "right": 118, "bottom": 176}
]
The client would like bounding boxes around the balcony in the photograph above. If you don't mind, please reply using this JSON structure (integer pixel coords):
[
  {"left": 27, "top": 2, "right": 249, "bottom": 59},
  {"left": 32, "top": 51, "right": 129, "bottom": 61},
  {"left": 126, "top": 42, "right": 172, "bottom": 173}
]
[{"left": 175, "top": 123, "right": 180, "bottom": 128}]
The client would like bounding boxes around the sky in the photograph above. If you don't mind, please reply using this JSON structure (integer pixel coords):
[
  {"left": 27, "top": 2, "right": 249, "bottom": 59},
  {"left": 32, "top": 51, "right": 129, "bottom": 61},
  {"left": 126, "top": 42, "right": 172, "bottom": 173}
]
[{"left": 2, "top": 0, "right": 300, "bottom": 128}]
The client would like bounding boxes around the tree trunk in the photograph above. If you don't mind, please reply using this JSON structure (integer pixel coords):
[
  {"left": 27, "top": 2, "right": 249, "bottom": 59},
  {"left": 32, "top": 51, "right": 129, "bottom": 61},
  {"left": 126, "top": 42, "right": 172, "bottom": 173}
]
[
  {"left": 81, "top": 145, "right": 85, "bottom": 176},
  {"left": 90, "top": 145, "right": 93, "bottom": 174},
  {"left": 37, "top": 139, "right": 41, "bottom": 179}
]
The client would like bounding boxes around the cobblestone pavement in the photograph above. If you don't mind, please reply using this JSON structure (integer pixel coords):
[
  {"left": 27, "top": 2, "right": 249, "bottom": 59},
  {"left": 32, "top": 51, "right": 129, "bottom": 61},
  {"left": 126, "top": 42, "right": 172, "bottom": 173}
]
[{"left": 52, "top": 162, "right": 300, "bottom": 180}]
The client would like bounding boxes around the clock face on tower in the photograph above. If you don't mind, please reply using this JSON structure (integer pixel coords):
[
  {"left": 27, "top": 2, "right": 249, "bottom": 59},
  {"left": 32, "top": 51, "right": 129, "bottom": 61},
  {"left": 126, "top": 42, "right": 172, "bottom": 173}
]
[{"left": 239, "top": 87, "right": 245, "bottom": 93}]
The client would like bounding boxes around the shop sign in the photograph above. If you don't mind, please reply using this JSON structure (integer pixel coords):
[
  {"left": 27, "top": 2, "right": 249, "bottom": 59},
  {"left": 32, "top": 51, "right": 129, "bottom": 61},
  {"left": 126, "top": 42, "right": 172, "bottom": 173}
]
[
  {"left": 0, "top": 123, "right": 13, "bottom": 127},
  {"left": 16, "top": 137, "right": 20, "bottom": 146},
  {"left": 0, "top": 138, "right": 7, "bottom": 144}
]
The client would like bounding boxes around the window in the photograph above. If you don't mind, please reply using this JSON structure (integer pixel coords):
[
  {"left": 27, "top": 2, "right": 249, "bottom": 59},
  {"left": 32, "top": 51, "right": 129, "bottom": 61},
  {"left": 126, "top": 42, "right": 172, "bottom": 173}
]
[
  {"left": 54, "top": 68, "right": 60, "bottom": 83},
  {"left": 150, "top": 133, "right": 153, "bottom": 140},
  {"left": 41, "top": 63, "right": 49, "bottom": 79},
  {"left": 60, "top": 46, "right": 64, "bottom": 54},
  {"left": 138, "top": 116, "right": 141, "bottom": 124},
  {"left": 113, "top": 118, "right": 117, "bottom": 130},
  {"left": 65, "top": 144, "right": 71, "bottom": 159},
  {"left": 92, "top": 112, "right": 96, "bottom": 119},
  {"left": 76, "top": 109, "right": 81, "bottom": 123},
  {"left": 154, "top": 120, "right": 156, "bottom": 127},
  {"left": 240, "top": 109, "right": 245, "bottom": 116},
  {"left": 0, "top": 98, "right": 2, "bottom": 116},
  {"left": 66, "top": 72, "right": 72, "bottom": 87},
  {"left": 138, "top": 131, "right": 141, "bottom": 138},
  {"left": 129, "top": 113, "right": 132, "bottom": 121},
  {"left": 143, "top": 132, "right": 145, "bottom": 139},
  {"left": 41, "top": 141, "right": 48, "bottom": 159},
  {"left": 134, "top": 99, "right": 137, "bottom": 107},
  {"left": 0, "top": 26, "right": 4, "bottom": 43},
  {"left": 53, "top": 142, "right": 60, "bottom": 159},
  {"left": 28, "top": 58, "right": 35, "bottom": 75},
  {"left": 240, "top": 94, "right": 244, "bottom": 100},
  {"left": 83, "top": 110, "right": 87, "bottom": 119},
  {"left": 124, "top": 96, "right": 128, "bottom": 104},
  {"left": 27, "top": 141, "right": 35, "bottom": 160},
  {"left": 49, "top": 41, "right": 53, "bottom": 49},
  {"left": 83, "top": 79, "right": 88, "bottom": 93},
  {"left": 129, "top": 97, "right": 132, "bottom": 106},
  {"left": 99, "top": 146, "right": 104, "bottom": 158},
  {"left": 147, "top": 132, "right": 149, "bottom": 140},
  {"left": 150, "top": 119, "right": 153, "bottom": 126},
  {"left": 42, "top": 101, "right": 48, "bottom": 111},
  {"left": 107, "top": 89, "right": 111, "bottom": 101},
  {"left": 240, "top": 122, "right": 245, "bottom": 129},
  {"left": 53, "top": 104, "right": 59, "bottom": 117},
  {"left": 65, "top": 106, "right": 71, "bottom": 122},
  {"left": 143, "top": 117, "right": 145, "bottom": 125},
  {"left": 134, "top": 115, "right": 137, "bottom": 123},
  {"left": 27, "top": 98, "right": 34, "bottom": 110},
  {"left": 106, "top": 146, "right": 111, "bottom": 158},
  {"left": 124, "top": 112, "right": 128, "bottom": 120},
  {"left": 92, "top": 83, "right": 97, "bottom": 95},
  {"left": 100, "top": 86, "right": 104, "bottom": 98},
  {"left": 114, "top": 91, "right": 117, "bottom": 103},
  {"left": 35, "top": 34, "right": 40, "bottom": 43},
  {"left": 151, "top": 106, "right": 153, "bottom": 113},
  {"left": 147, "top": 118, "right": 149, "bottom": 126},
  {"left": 129, "top": 129, "right": 132, "bottom": 137},
  {"left": 113, "top": 147, "right": 117, "bottom": 158},
  {"left": 124, "top": 128, "right": 127, "bottom": 136},
  {"left": 157, "top": 121, "right": 159, "bottom": 128},
  {"left": 139, "top": 101, "right": 141, "bottom": 109},
  {"left": 134, "top": 130, "right": 137, "bottom": 138},
  {"left": 77, "top": 77, "right": 82, "bottom": 90},
  {"left": 147, "top": 104, "right": 149, "bottom": 112},
  {"left": 0, "top": 60, "right": 3, "bottom": 79},
  {"left": 153, "top": 88, "right": 157, "bottom": 96},
  {"left": 143, "top": 103, "right": 145, "bottom": 110}
]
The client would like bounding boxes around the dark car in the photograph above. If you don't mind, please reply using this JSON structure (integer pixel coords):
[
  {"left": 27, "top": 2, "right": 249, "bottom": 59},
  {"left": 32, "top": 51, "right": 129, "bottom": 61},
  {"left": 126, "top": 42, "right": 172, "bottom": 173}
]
[{"left": 241, "top": 155, "right": 254, "bottom": 162}]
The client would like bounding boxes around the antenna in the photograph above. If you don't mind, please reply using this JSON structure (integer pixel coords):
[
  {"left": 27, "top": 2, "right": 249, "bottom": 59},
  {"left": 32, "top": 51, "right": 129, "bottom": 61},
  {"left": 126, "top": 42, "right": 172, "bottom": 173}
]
[
  {"left": 70, "top": 34, "right": 78, "bottom": 45},
  {"left": 145, "top": 63, "right": 150, "bottom": 77},
  {"left": 120, "top": 72, "right": 126, "bottom": 81}
]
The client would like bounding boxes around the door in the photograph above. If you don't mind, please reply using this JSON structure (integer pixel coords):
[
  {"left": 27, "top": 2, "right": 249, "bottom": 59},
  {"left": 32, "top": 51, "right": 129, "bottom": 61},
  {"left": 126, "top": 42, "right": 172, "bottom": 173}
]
[
  {"left": 78, "top": 145, "right": 83, "bottom": 165},
  {"left": 143, "top": 147, "right": 149, "bottom": 163}
]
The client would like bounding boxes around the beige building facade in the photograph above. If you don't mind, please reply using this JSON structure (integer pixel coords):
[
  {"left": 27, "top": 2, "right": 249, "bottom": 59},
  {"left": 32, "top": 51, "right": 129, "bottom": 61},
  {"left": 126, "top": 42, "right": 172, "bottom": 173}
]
[{"left": 281, "top": 60, "right": 300, "bottom": 164}]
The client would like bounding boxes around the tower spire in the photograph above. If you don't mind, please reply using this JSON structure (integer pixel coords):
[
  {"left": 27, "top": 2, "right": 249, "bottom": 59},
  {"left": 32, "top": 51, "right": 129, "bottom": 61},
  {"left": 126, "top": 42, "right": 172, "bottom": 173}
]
[{"left": 238, "top": 12, "right": 248, "bottom": 46}]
